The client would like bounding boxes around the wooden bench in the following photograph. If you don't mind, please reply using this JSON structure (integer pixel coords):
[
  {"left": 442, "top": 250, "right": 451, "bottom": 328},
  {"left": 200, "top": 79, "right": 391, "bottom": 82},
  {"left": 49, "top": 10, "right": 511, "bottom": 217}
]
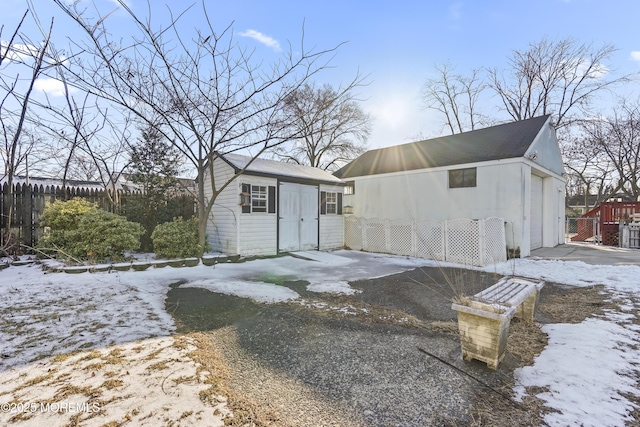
[{"left": 451, "top": 277, "right": 545, "bottom": 370}]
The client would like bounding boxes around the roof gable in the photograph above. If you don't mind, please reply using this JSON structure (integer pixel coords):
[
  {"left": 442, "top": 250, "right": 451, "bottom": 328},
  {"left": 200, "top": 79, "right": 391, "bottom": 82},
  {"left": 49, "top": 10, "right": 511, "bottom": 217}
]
[
  {"left": 222, "top": 153, "right": 344, "bottom": 185},
  {"left": 334, "top": 115, "right": 552, "bottom": 179}
]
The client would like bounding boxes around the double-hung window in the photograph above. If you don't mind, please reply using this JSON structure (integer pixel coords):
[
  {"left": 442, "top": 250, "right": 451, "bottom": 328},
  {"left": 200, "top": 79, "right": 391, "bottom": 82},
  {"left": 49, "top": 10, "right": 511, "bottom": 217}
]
[
  {"left": 241, "top": 183, "right": 276, "bottom": 214},
  {"left": 251, "top": 186, "right": 267, "bottom": 212}
]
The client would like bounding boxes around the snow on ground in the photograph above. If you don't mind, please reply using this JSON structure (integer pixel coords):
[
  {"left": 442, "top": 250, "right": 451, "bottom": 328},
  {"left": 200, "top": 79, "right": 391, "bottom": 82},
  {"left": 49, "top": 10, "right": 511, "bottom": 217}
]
[
  {"left": 481, "top": 257, "right": 640, "bottom": 427},
  {"left": 0, "top": 250, "right": 431, "bottom": 372},
  {"left": 0, "top": 336, "right": 229, "bottom": 426},
  {"left": 2, "top": 250, "right": 640, "bottom": 426}
]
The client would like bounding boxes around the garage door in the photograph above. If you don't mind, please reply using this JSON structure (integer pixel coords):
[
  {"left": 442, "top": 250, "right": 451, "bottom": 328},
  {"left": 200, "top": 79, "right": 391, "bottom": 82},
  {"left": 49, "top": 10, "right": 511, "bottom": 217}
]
[{"left": 530, "top": 175, "right": 543, "bottom": 250}]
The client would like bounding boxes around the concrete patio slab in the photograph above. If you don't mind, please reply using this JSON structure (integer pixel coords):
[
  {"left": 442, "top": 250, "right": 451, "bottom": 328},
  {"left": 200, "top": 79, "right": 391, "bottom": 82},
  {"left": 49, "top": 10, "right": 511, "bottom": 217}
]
[{"left": 530, "top": 242, "right": 640, "bottom": 266}]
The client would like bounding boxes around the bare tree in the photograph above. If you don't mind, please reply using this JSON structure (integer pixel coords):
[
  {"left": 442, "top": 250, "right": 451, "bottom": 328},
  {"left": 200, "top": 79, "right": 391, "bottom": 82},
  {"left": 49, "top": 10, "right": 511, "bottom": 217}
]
[
  {"left": 272, "top": 79, "right": 370, "bottom": 170},
  {"left": 421, "top": 62, "right": 489, "bottom": 134},
  {"left": 580, "top": 100, "right": 640, "bottom": 200},
  {"left": 562, "top": 130, "right": 616, "bottom": 211},
  {"left": 0, "top": 10, "right": 55, "bottom": 251},
  {"left": 488, "top": 37, "right": 632, "bottom": 129},
  {"left": 54, "top": 1, "right": 342, "bottom": 255}
]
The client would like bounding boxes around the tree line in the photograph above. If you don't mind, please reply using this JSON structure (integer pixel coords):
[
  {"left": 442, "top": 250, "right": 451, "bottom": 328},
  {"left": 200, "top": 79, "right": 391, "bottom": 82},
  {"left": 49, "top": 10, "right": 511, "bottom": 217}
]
[{"left": 421, "top": 37, "right": 639, "bottom": 211}]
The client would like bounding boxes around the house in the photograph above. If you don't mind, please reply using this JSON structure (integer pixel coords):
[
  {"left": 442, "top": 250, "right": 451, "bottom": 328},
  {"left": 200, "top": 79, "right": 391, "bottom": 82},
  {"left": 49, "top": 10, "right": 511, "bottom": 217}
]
[
  {"left": 333, "top": 115, "right": 566, "bottom": 257},
  {"left": 204, "top": 153, "right": 345, "bottom": 256}
]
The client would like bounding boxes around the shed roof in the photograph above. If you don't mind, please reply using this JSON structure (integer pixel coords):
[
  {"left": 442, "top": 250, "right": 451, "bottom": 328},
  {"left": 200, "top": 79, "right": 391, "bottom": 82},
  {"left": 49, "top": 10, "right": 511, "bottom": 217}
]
[
  {"left": 334, "top": 115, "right": 551, "bottom": 179},
  {"left": 222, "top": 153, "right": 344, "bottom": 185}
]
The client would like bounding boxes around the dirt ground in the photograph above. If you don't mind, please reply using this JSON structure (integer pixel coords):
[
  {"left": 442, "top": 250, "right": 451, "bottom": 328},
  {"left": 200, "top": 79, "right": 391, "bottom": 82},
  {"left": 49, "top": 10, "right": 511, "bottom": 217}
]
[{"left": 167, "top": 266, "right": 616, "bottom": 426}]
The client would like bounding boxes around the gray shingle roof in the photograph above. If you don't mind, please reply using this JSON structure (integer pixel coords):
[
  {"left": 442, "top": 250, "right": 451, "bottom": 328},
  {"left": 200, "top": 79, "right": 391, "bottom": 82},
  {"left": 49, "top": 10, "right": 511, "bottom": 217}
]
[
  {"left": 334, "top": 115, "right": 551, "bottom": 179},
  {"left": 223, "top": 153, "right": 344, "bottom": 185}
]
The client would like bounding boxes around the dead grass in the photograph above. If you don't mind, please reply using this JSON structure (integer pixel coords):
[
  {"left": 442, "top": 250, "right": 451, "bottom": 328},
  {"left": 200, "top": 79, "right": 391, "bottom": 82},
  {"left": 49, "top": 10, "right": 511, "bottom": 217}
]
[
  {"left": 77, "top": 350, "right": 102, "bottom": 362},
  {"left": 186, "top": 332, "right": 279, "bottom": 426},
  {"left": 147, "top": 360, "right": 170, "bottom": 371},
  {"left": 285, "top": 293, "right": 429, "bottom": 330},
  {"left": 468, "top": 283, "right": 613, "bottom": 426},
  {"left": 101, "top": 379, "right": 124, "bottom": 390},
  {"left": 426, "top": 320, "right": 459, "bottom": 336},
  {"left": 538, "top": 285, "right": 617, "bottom": 323},
  {"left": 507, "top": 319, "right": 549, "bottom": 367}
]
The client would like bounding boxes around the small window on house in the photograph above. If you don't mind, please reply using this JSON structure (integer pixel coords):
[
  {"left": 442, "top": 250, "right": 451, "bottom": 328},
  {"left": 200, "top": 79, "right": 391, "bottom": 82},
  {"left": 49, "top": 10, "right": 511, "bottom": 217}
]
[
  {"left": 251, "top": 185, "right": 267, "bottom": 212},
  {"left": 321, "top": 191, "right": 342, "bottom": 215},
  {"left": 326, "top": 192, "right": 337, "bottom": 214},
  {"left": 344, "top": 181, "right": 355, "bottom": 195},
  {"left": 449, "top": 167, "right": 477, "bottom": 188}
]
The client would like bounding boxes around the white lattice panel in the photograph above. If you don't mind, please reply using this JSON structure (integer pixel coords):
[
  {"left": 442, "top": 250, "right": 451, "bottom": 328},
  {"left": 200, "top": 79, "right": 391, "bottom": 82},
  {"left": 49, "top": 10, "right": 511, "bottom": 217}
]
[
  {"left": 364, "top": 220, "right": 387, "bottom": 253},
  {"left": 446, "top": 219, "right": 481, "bottom": 265},
  {"left": 388, "top": 220, "right": 414, "bottom": 256},
  {"left": 415, "top": 220, "right": 445, "bottom": 261},
  {"left": 343, "top": 216, "right": 506, "bottom": 267},
  {"left": 484, "top": 217, "right": 507, "bottom": 264},
  {"left": 344, "top": 217, "right": 363, "bottom": 250}
]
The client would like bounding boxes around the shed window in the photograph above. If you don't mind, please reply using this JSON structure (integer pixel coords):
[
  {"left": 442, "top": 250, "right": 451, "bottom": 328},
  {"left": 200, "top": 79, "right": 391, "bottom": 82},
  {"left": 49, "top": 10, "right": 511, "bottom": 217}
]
[
  {"left": 321, "top": 191, "right": 342, "bottom": 215},
  {"left": 449, "top": 168, "right": 477, "bottom": 188},
  {"left": 326, "top": 192, "right": 337, "bottom": 214},
  {"left": 251, "top": 186, "right": 267, "bottom": 212},
  {"left": 241, "top": 183, "right": 276, "bottom": 214}
]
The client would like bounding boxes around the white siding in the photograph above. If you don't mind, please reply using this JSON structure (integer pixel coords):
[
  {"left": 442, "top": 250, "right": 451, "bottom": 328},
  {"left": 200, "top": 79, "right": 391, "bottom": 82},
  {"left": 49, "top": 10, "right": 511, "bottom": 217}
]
[
  {"left": 204, "top": 157, "right": 239, "bottom": 254},
  {"left": 344, "top": 161, "right": 526, "bottom": 253},
  {"left": 319, "top": 184, "right": 345, "bottom": 250},
  {"left": 238, "top": 176, "right": 278, "bottom": 256},
  {"left": 525, "top": 120, "right": 565, "bottom": 176}
]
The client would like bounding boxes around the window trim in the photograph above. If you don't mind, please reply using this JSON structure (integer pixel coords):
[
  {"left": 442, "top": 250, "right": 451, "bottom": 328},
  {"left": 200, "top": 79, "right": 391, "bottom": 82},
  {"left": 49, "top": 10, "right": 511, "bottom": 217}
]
[
  {"left": 326, "top": 192, "right": 337, "bottom": 214},
  {"left": 448, "top": 167, "right": 477, "bottom": 188},
  {"left": 241, "top": 183, "right": 276, "bottom": 214},
  {"left": 321, "top": 191, "right": 343, "bottom": 215},
  {"left": 251, "top": 185, "right": 268, "bottom": 212}
]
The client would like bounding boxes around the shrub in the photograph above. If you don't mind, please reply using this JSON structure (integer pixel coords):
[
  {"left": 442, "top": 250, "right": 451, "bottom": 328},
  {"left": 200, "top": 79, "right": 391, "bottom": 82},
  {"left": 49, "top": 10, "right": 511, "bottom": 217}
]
[
  {"left": 38, "top": 198, "right": 143, "bottom": 262},
  {"left": 66, "top": 210, "right": 144, "bottom": 261},
  {"left": 39, "top": 198, "right": 99, "bottom": 250},
  {"left": 151, "top": 217, "right": 207, "bottom": 259}
]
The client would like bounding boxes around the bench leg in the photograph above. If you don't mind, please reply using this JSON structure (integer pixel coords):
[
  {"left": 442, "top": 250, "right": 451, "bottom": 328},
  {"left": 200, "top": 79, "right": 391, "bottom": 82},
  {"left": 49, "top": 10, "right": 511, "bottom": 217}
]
[{"left": 514, "top": 290, "right": 540, "bottom": 321}]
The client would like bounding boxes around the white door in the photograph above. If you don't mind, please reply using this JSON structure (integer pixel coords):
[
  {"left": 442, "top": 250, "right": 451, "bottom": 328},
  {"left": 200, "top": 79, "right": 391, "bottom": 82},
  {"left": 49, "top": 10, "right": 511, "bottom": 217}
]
[
  {"left": 279, "top": 183, "right": 301, "bottom": 252},
  {"left": 279, "top": 183, "right": 318, "bottom": 252},
  {"left": 530, "top": 175, "right": 544, "bottom": 250}
]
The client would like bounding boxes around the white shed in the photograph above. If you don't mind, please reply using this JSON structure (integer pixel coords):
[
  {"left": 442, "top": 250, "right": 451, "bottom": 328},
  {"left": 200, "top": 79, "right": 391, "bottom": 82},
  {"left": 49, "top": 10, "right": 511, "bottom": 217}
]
[
  {"left": 204, "top": 153, "right": 345, "bottom": 256},
  {"left": 334, "top": 115, "right": 566, "bottom": 257}
]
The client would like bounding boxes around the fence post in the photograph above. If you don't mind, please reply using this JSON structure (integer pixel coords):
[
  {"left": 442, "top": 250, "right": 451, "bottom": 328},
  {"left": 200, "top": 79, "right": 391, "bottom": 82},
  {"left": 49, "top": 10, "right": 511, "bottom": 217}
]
[
  {"left": 411, "top": 220, "right": 417, "bottom": 257},
  {"left": 478, "top": 219, "right": 486, "bottom": 266},
  {"left": 619, "top": 220, "right": 630, "bottom": 248},
  {"left": 361, "top": 217, "right": 368, "bottom": 251},
  {"left": 384, "top": 219, "right": 391, "bottom": 253},
  {"left": 24, "top": 183, "right": 33, "bottom": 248},
  {"left": 443, "top": 220, "right": 449, "bottom": 262}
]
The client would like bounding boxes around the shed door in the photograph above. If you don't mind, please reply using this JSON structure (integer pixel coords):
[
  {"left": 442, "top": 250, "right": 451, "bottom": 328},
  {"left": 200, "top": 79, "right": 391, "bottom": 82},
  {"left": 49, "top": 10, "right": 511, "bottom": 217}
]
[
  {"left": 530, "top": 175, "right": 544, "bottom": 250},
  {"left": 279, "top": 183, "right": 318, "bottom": 252}
]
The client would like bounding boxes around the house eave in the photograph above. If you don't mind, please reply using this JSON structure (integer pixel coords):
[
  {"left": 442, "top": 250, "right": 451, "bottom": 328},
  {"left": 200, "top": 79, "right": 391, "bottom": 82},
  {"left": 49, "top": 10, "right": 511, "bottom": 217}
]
[{"left": 344, "top": 156, "right": 565, "bottom": 181}]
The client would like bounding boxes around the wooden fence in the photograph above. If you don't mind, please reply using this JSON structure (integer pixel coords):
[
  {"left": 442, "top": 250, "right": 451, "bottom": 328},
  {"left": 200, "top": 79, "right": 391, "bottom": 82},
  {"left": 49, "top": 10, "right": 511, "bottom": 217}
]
[
  {"left": 571, "top": 201, "right": 640, "bottom": 246},
  {"left": 0, "top": 182, "right": 196, "bottom": 250}
]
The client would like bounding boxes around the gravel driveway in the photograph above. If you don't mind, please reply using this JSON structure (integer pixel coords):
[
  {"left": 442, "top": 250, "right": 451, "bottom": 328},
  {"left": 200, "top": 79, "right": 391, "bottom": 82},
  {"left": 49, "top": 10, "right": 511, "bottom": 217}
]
[{"left": 167, "top": 266, "right": 511, "bottom": 426}]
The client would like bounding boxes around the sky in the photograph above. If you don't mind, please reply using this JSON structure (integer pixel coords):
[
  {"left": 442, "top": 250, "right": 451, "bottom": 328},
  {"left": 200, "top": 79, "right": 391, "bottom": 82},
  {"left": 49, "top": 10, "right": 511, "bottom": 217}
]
[{"left": 3, "top": 0, "right": 640, "bottom": 150}]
